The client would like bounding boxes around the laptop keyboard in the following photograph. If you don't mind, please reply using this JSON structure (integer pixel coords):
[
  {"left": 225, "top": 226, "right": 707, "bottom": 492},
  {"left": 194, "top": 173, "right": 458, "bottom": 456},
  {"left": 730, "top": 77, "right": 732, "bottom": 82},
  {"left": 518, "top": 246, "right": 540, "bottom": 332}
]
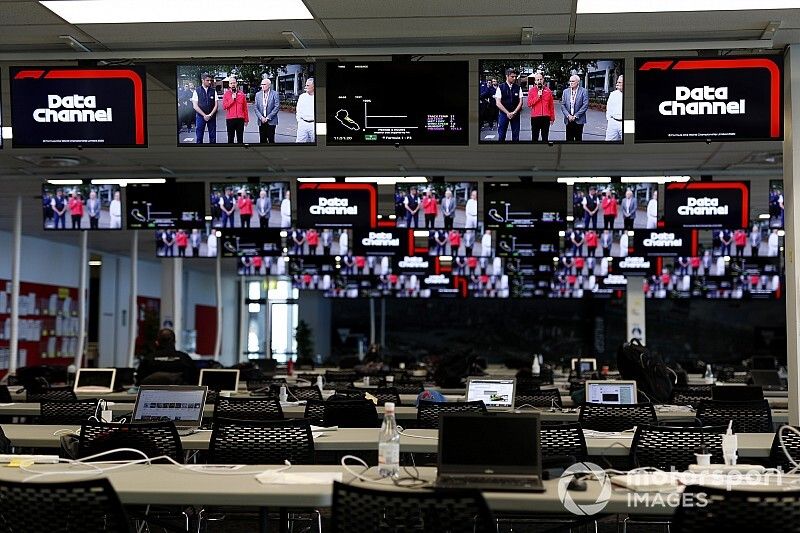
[{"left": 438, "top": 475, "right": 540, "bottom": 487}]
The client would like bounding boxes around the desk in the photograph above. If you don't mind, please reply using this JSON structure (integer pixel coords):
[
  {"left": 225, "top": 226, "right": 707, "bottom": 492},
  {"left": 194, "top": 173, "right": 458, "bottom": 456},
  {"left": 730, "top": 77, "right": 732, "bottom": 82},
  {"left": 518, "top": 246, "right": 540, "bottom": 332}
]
[{"left": 1, "top": 425, "right": 776, "bottom": 458}]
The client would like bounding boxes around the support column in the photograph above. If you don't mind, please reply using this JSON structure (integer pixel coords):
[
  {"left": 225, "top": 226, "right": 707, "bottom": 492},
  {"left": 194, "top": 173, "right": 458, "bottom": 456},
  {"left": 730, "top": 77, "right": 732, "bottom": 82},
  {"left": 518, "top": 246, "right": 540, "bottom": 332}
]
[
  {"left": 160, "top": 258, "right": 184, "bottom": 350},
  {"left": 369, "top": 298, "right": 376, "bottom": 345},
  {"left": 784, "top": 45, "right": 800, "bottom": 425},
  {"left": 127, "top": 231, "right": 139, "bottom": 367},
  {"left": 626, "top": 276, "right": 646, "bottom": 344},
  {"left": 214, "top": 250, "right": 222, "bottom": 360},
  {"left": 75, "top": 231, "right": 88, "bottom": 368},
  {"left": 9, "top": 196, "right": 21, "bottom": 374}
]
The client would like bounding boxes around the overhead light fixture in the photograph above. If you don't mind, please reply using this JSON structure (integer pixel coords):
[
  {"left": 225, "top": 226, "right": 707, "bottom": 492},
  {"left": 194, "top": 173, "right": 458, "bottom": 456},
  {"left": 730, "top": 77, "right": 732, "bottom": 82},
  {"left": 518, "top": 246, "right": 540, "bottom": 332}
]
[
  {"left": 759, "top": 214, "right": 771, "bottom": 220},
  {"left": 204, "top": 215, "right": 213, "bottom": 221},
  {"left": 557, "top": 177, "right": 612, "bottom": 185},
  {"left": 620, "top": 176, "right": 691, "bottom": 184},
  {"left": 47, "top": 179, "right": 83, "bottom": 185},
  {"left": 2, "top": 127, "right": 12, "bottom": 140},
  {"left": 521, "top": 27, "right": 534, "bottom": 45},
  {"left": 778, "top": 230, "right": 786, "bottom": 237},
  {"left": 577, "top": 0, "right": 797, "bottom": 12},
  {"left": 59, "top": 34, "right": 90, "bottom": 52},
  {"left": 413, "top": 231, "right": 429, "bottom": 238},
  {"left": 282, "top": 30, "right": 306, "bottom": 49},
  {"left": 297, "top": 178, "right": 336, "bottom": 183},
  {"left": 345, "top": 177, "right": 428, "bottom": 185},
  {"left": 40, "top": 0, "right": 313, "bottom": 23},
  {"left": 88, "top": 260, "right": 103, "bottom": 267},
  {"left": 91, "top": 178, "right": 166, "bottom": 186}
]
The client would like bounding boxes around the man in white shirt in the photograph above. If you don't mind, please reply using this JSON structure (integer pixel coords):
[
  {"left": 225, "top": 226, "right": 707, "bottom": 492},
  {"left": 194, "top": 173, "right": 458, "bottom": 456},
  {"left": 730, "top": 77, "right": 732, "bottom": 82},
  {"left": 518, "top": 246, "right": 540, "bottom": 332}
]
[
  {"left": 605, "top": 75, "right": 623, "bottom": 141},
  {"left": 295, "top": 78, "right": 315, "bottom": 143},
  {"left": 464, "top": 189, "right": 478, "bottom": 228},
  {"left": 109, "top": 190, "right": 122, "bottom": 229},
  {"left": 280, "top": 190, "right": 292, "bottom": 228}
]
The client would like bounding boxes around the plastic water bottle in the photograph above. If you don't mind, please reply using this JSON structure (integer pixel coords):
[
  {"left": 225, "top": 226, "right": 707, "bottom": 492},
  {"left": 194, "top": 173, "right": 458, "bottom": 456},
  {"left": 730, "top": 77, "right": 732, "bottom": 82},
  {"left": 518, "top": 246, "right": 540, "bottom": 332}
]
[
  {"left": 316, "top": 375, "right": 324, "bottom": 392},
  {"left": 378, "top": 402, "right": 400, "bottom": 478},
  {"left": 279, "top": 385, "right": 288, "bottom": 402},
  {"left": 532, "top": 356, "right": 541, "bottom": 376},
  {"left": 704, "top": 364, "right": 715, "bottom": 384}
]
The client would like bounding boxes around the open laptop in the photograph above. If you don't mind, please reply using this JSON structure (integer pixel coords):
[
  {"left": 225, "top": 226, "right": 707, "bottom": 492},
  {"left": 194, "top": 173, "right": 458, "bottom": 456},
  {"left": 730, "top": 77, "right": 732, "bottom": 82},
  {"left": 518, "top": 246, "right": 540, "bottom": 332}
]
[
  {"left": 465, "top": 378, "right": 515, "bottom": 411},
  {"left": 750, "top": 370, "right": 785, "bottom": 391},
  {"left": 435, "top": 412, "right": 545, "bottom": 492},
  {"left": 199, "top": 369, "right": 240, "bottom": 393},
  {"left": 113, "top": 368, "right": 136, "bottom": 390},
  {"left": 132, "top": 385, "right": 208, "bottom": 435},
  {"left": 571, "top": 358, "right": 597, "bottom": 374},
  {"left": 73, "top": 368, "right": 117, "bottom": 394},
  {"left": 585, "top": 380, "right": 638, "bottom": 404},
  {"left": 712, "top": 384, "right": 764, "bottom": 401}
]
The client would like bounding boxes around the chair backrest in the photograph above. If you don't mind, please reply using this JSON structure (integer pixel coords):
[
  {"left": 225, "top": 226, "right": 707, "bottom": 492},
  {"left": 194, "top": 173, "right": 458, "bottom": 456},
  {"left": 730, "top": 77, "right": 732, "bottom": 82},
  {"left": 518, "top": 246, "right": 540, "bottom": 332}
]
[
  {"left": 40, "top": 399, "right": 99, "bottom": 425},
  {"left": 304, "top": 399, "right": 326, "bottom": 425},
  {"left": 540, "top": 422, "right": 588, "bottom": 462},
  {"left": 288, "top": 386, "right": 323, "bottom": 401},
  {"left": 0, "top": 385, "right": 11, "bottom": 403},
  {"left": 769, "top": 426, "right": 800, "bottom": 471},
  {"left": 326, "top": 370, "right": 358, "bottom": 383},
  {"left": 323, "top": 400, "right": 380, "bottom": 428},
  {"left": 578, "top": 402, "right": 657, "bottom": 432},
  {"left": 213, "top": 396, "right": 284, "bottom": 421},
  {"left": 673, "top": 485, "right": 800, "bottom": 532},
  {"left": 245, "top": 378, "right": 285, "bottom": 392},
  {"left": 78, "top": 420, "right": 184, "bottom": 463},
  {"left": 515, "top": 388, "right": 562, "bottom": 408},
  {"left": 630, "top": 424, "right": 727, "bottom": 471},
  {"left": 330, "top": 480, "right": 495, "bottom": 533},
  {"left": 393, "top": 383, "right": 425, "bottom": 395},
  {"left": 27, "top": 387, "right": 76, "bottom": 402},
  {"left": 416, "top": 400, "right": 487, "bottom": 429},
  {"left": 696, "top": 399, "right": 773, "bottom": 433},
  {"left": 372, "top": 387, "right": 402, "bottom": 406},
  {"left": 0, "top": 425, "right": 10, "bottom": 454},
  {"left": 207, "top": 418, "right": 315, "bottom": 465},
  {"left": 0, "top": 478, "right": 133, "bottom": 533},
  {"left": 669, "top": 385, "right": 713, "bottom": 406}
]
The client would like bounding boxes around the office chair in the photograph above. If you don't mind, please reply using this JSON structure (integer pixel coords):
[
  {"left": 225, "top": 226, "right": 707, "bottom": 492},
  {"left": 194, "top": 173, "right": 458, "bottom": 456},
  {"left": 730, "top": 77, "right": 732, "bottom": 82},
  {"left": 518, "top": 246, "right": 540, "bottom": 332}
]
[
  {"left": 40, "top": 399, "right": 99, "bottom": 425},
  {"left": 416, "top": 400, "right": 487, "bottom": 429},
  {"left": 78, "top": 420, "right": 184, "bottom": 463},
  {"left": 213, "top": 396, "right": 284, "bottom": 422},
  {"left": 630, "top": 424, "right": 727, "bottom": 471},
  {"left": 516, "top": 388, "right": 563, "bottom": 409},
  {"left": 578, "top": 402, "right": 657, "bottom": 432},
  {"left": 696, "top": 399, "right": 773, "bottom": 433}
]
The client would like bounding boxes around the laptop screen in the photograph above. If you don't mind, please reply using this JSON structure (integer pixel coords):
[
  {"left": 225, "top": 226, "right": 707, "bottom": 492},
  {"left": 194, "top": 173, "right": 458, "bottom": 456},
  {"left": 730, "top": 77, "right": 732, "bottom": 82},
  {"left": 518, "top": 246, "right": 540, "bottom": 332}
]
[
  {"left": 466, "top": 379, "right": 515, "bottom": 409},
  {"left": 199, "top": 369, "right": 240, "bottom": 392},
  {"left": 74, "top": 369, "right": 117, "bottom": 392},
  {"left": 571, "top": 358, "right": 597, "bottom": 373},
  {"left": 750, "top": 370, "right": 782, "bottom": 387},
  {"left": 439, "top": 413, "right": 540, "bottom": 472},
  {"left": 132, "top": 386, "right": 207, "bottom": 427},
  {"left": 585, "top": 381, "right": 638, "bottom": 404}
]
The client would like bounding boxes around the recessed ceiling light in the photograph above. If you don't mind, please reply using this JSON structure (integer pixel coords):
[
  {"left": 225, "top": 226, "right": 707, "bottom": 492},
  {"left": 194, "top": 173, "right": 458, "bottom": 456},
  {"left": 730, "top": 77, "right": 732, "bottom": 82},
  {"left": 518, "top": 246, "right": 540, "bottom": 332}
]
[
  {"left": 577, "top": 0, "right": 797, "bottom": 13},
  {"left": 345, "top": 177, "right": 428, "bottom": 185},
  {"left": 47, "top": 179, "right": 84, "bottom": 185},
  {"left": 40, "top": 0, "right": 312, "bottom": 23},
  {"left": 556, "top": 177, "right": 612, "bottom": 185},
  {"left": 620, "top": 176, "right": 691, "bottom": 183}
]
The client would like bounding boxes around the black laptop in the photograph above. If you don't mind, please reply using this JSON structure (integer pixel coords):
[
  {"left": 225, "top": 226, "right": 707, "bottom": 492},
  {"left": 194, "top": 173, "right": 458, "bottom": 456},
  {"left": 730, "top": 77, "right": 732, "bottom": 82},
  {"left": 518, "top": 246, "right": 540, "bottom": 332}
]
[
  {"left": 435, "top": 412, "right": 545, "bottom": 492},
  {"left": 750, "top": 370, "right": 786, "bottom": 391}
]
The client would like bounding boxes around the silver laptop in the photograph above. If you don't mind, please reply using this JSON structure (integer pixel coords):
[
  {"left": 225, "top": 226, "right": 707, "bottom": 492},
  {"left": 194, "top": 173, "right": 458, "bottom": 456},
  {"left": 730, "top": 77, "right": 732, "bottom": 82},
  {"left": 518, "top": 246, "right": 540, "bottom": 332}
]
[
  {"left": 571, "top": 357, "right": 597, "bottom": 374},
  {"left": 198, "top": 369, "right": 240, "bottom": 393},
  {"left": 73, "top": 368, "right": 117, "bottom": 394},
  {"left": 465, "top": 378, "right": 516, "bottom": 410},
  {"left": 132, "top": 385, "right": 208, "bottom": 434},
  {"left": 436, "top": 412, "right": 544, "bottom": 492},
  {"left": 585, "top": 380, "right": 638, "bottom": 404}
]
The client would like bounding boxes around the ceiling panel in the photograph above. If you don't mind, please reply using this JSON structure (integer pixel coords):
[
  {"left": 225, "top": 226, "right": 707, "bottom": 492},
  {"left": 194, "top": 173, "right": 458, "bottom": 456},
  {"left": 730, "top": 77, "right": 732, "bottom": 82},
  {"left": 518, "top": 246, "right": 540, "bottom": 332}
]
[{"left": 307, "top": 0, "right": 572, "bottom": 18}]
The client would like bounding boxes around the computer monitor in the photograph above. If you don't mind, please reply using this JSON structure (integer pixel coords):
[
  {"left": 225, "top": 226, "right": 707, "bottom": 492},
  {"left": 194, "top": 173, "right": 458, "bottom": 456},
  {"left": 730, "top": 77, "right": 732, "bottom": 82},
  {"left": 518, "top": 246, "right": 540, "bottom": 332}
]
[
  {"left": 712, "top": 385, "right": 764, "bottom": 401},
  {"left": 571, "top": 358, "right": 597, "bottom": 373},
  {"left": 465, "top": 378, "right": 516, "bottom": 410},
  {"left": 751, "top": 356, "right": 777, "bottom": 370},
  {"left": 198, "top": 369, "right": 240, "bottom": 393},
  {"left": 749, "top": 370, "right": 784, "bottom": 389},
  {"left": 132, "top": 385, "right": 208, "bottom": 429},
  {"left": 113, "top": 368, "right": 135, "bottom": 389},
  {"left": 73, "top": 368, "right": 117, "bottom": 393},
  {"left": 585, "top": 380, "right": 638, "bottom": 405}
]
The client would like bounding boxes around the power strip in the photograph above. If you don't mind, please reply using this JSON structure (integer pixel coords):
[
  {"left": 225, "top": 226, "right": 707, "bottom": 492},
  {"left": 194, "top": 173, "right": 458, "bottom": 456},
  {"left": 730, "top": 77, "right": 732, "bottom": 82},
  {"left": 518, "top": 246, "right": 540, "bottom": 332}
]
[
  {"left": 688, "top": 464, "right": 766, "bottom": 474},
  {"left": 0, "top": 454, "right": 60, "bottom": 464}
]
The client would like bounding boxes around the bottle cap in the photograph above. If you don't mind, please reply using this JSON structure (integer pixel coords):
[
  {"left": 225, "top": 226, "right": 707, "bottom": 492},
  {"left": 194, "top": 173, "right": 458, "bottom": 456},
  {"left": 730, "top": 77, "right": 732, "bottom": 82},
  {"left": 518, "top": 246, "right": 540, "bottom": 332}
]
[{"left": 384, "top": 402, "right": 395, "bottom": 413}]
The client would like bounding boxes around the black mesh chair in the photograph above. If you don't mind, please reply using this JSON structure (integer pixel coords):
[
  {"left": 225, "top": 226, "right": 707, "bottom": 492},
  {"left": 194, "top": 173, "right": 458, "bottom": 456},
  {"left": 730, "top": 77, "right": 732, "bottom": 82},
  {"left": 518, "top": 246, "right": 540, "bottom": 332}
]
[
  {"left": 393, "top": 383, "right": 425, "bottom": 395},
  {"left": 323, "top": 400, "right": 379, "bottom": 428},
  {"left": 295, "top": 373, "right": 320, "bottom": 384},
  {"left": 333, "top": 389, "right": 368, "bottom": 400},
  {"left": 630, "top": 424, "right": 727, "bottom": 470},
  {"left": 540, "top": 422, "right": 588, "bottom": 464},
  {"left": 330, "top": 481, "right": 495, "bottom": 533},
  {"left": 27, "top": 387, "right": 76, "bottom": 402},
  {"left": 696, "top": 399, "right": 773, "bottom": 433},
  {"left": 578, "top": 402, "right": 657, "bottom": 432},
  {"left": 768, "top": 426, "right": 800, "bottom": 471},
  {"left": 207, "top": 418, "right": 314, "bottom": 464},
  {"left": 0, "top": 478, "right": 132, "bottom": 532},
  {"left": 40, "top": 399, "right": 99, "bottom": 425},
  {"left": 245, "top": 378, "right": 285, "bottom": 392},
  {"left": 669, "top": 385, "right": 713, "bottom": 406},
  {"left": 515, "top": 388, "right": 563, "bottom": 409},
  {"left": 0, "top": 385, "right": 11, "bottom": 403},
  {"left": 0, "top": 425, "right": 11, "bottom": 453},
  {"left": 325, "top": 370, "right": 358, "bottom": 384},
  {"left": 416, "top": 401, "right": 487, "bottom": 429},
  {"left": 288, "top": 385, "right": 323, "bottom": 401},
  {"left": 213, "top": 396, "right": 283, "bottom": 421},
  {"left": 303, "top": 399, "right": 326, "bottom": 425},
  {"left": 78, "top": 420, "right": 184, "bottom": 463},
  {"left": 371, "top": 387, "right": 402, "bottom": 406},
  {"left": 673, "top": 485, "right": 800, "bottom": 532}
]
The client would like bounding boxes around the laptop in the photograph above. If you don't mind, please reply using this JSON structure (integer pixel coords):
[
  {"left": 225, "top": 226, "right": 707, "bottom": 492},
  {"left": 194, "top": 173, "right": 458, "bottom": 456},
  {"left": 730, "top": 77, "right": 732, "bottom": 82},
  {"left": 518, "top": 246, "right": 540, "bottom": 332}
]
[
  {"left": 712, "top": 385, "right": 764, "bottom": 401},
  {"left": 113, "top": 368, "right": 136, "bottom": 390},
  {"left": 585, "top": 380, "right": 638, "bottom": 404},
  {"left": 199, "top": 369, "right": 240, "bottom": 393},
  {"left": 749, "top": 370, "right": 785, "bottom": 391},
  {"left": 465, "top": 378, "right": 515, "bottom": 411},
  {"left": 132, "top": 385, "right": 208, "bottom": 435},
  {"left": 571, "top": 358, "right": 597, "bottom": 374},
  {"left": 73, "top": 368, "right": 117, "bottom": 394},
  {"left": 435, "top": 412, "right": 545, "bottom": 492}
]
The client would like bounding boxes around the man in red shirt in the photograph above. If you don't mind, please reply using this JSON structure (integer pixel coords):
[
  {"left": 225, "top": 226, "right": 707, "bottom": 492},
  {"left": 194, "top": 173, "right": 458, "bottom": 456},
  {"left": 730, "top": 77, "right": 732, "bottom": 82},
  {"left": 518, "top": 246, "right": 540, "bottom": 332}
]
[
  {"left": 527, "top": 71, "right": 555, "bottom": 142},
  {"left": 306, "top": 228, "right": 319, "bottom": 255},
  {"left": 585, "top": 230, "right": 598, "bottom": 257},
  {"left": 601, "top": 192, "right": 618, "bottom": 229},
  {"left": 237, "top": 190, "right": 253, "bottom": 228},
  {"left": 68, "top": 193, "right": 84, "bottom": 229},
  {"left": 222, "top": 76, "right": 249, "bottom": 144},
  {"left": 734, "top": 229, "right": 747, "bottom": 257},
  {"left": 175, "top": 229, "right": 189, "bottom": 257},
  {"left": 422, "top": 190, "right": 438, "bottom": 229},
  {"left": 448, "top": 229, "right": 462, "bottom": 255}
]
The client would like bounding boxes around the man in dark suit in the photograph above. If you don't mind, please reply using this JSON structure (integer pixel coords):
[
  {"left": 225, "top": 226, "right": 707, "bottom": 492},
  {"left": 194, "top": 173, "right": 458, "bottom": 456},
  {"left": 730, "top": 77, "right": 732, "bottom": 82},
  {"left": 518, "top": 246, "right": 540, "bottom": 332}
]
[
  {"left": 495, "top": 68, "right": 523, "bottom": 142},
  {"left": 441, "top": 188, "right": 457, "bottom": 230},
  {"left": 621, "top": 189, "right": 637, "bottom": 230},
  {"left": 255, "top": 78, "right": 280, "bottom": 143},
  {"left": 561, "top": 74, "right": 589, "bottom": 142}
]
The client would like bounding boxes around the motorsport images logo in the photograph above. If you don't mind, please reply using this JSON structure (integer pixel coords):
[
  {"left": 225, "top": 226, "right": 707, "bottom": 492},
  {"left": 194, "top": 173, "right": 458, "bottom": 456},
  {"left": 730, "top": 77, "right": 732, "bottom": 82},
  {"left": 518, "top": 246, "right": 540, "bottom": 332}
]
[{"left": 557, "top": 462, "right": 612, "bottom": 516}]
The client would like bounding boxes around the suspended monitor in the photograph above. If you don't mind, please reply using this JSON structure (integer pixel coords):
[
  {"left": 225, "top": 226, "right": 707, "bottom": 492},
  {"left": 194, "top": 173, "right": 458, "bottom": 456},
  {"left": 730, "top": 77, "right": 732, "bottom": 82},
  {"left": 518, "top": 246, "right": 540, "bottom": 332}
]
[
  {"left": 484, "top": 182, "right": 567, "bottom": 228},
  {"left": 210, "top": 181, "right": 290, "bottom": 229},
  {"left": 769, "top": 180, "right": 784, "bottom": 229},
  {"left": 393, "top": 181, "right": 478, "bottom": 230},
  {"left": 572, "top": 183, "right": 660, "bottom": 231},
  {"left": 126, "top": 181, "right": 205, "bottom": 229},
  {"left": 478, "top": 59, "right": 624, "bottom": 143},
  {"left": 326, "top": 61, "right": 469, "bottom": 146},
  {"left": 10, "top": 66, "right": 147, "bottom": 148},
  {"left": 176, "top": 63, "right": 316, "bottom": 145},
  {"left": 663, "top": 181, "right": 750, "bottom": 229},
  {"left": 42, "top": 182, "right": 123, "bottom": 230},
  {"left": 154, "top": 227, "right": 217, "bottom": 258}
]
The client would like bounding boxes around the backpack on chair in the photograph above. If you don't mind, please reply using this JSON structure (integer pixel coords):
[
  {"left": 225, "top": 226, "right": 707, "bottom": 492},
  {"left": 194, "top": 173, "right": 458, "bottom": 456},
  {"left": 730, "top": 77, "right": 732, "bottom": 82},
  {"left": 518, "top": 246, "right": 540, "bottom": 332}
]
[{"left": 616, "top": 339, "right": 674, "bottom": 404}]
